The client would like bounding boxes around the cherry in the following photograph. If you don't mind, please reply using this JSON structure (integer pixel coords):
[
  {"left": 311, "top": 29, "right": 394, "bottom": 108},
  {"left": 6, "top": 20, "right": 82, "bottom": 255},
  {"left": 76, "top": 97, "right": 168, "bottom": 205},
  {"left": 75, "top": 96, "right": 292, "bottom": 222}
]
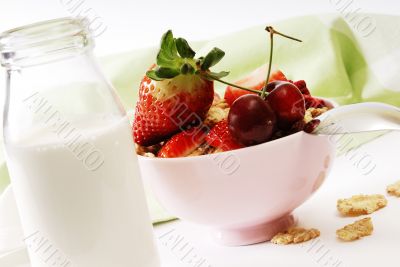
[
  {"left": 266, "top": 82, "right": 305, "bottom": 129},
  {"left": 215, "top": 26, "right": 303, "bottom": 147},
  {"left": 228, "top": 94, "right": 276, "bottom": 146},
  {"left": 303, "top": 119, "right": 321, "bottom": 133},
  {"left": 264, "top": 80, "right": 286, "bottom": 93}
]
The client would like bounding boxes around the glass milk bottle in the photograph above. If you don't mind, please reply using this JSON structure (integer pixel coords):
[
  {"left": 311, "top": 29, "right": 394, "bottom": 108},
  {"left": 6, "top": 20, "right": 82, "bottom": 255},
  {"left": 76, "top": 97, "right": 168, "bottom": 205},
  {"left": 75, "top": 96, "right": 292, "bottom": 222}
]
[{"left": 0, "top": 18, "right": 160, "bottom": 267}]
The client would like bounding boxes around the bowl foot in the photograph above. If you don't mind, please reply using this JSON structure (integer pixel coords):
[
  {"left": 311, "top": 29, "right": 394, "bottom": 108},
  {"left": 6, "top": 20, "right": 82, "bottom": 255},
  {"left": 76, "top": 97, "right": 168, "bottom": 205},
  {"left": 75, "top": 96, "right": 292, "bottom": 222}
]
[{"left": 212, "top": 214, "right": 297, "bottom": 246}]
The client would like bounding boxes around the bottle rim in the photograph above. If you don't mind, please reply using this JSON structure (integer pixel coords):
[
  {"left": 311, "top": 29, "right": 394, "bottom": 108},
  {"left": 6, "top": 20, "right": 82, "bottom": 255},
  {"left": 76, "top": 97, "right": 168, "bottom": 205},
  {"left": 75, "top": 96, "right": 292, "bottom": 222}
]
[{"left": 0, "top": 17, "right": 94, "bottom": 68}]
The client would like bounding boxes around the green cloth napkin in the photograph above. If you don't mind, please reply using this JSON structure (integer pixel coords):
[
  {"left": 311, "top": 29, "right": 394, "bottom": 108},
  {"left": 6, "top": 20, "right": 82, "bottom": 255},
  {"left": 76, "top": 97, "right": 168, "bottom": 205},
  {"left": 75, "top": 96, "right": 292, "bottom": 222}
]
[{"left": 1, "top": 14, "right": 399, "bottom": 224}]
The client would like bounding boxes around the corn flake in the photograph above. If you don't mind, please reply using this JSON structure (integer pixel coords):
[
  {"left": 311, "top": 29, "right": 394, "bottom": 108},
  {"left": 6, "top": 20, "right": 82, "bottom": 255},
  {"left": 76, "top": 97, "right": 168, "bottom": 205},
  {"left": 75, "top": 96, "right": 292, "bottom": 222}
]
[
  {"left": 387, "top": 180, "right": 400, "bottom": 197},
  {"left": 337, "top": 194, "right": 387, "bottom": 216},
  {"left": 271, "top": 227, "right": 320, "bottom": 245},
  {"left": 336, "top": 217, "right": 373, "bottom": 241}
]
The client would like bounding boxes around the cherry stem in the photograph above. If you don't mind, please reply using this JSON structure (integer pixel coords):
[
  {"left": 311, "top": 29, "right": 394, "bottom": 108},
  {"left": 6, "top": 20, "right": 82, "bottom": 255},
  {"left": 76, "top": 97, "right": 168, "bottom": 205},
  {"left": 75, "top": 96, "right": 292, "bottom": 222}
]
[
  {"left": 267, "top": 27, "right": 303, "bottom": 43},
  {"left": 261, "top": 27, "right": 274, "bottom": 99},
  {"left": 209, "top": 26, "right": 302, "bottom": 97},
  {"left": 261, "top": 26, "right": 303, "bottom": 99},
  {"left": 212, "top": 77, "right": 262, "bottom": 94}
]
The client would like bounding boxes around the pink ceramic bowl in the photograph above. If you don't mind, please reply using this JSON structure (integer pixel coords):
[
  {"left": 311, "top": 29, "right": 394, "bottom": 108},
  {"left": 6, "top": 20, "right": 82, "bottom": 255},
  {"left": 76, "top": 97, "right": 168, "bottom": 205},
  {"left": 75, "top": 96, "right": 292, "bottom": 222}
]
[{"left": 138, "top": 131, "right": 335, "bottom": 246}]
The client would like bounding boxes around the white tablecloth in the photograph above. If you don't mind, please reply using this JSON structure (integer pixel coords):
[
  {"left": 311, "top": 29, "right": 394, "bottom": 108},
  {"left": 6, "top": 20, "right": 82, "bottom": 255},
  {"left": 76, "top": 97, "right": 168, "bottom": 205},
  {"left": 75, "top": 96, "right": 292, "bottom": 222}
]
[{"left": 1, "top": 131, "right": 400, "bottom": 266}]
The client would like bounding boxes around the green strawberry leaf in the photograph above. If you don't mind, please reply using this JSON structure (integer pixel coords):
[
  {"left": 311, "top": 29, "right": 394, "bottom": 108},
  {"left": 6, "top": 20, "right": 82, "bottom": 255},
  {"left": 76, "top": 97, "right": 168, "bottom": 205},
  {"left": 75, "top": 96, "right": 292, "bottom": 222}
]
[
  {"left": 202, "top": 71, "right": 230, "bottom": 81},
  {"left": 146, "top": 70, "right": 164, "bottom": 81},
  {"left": 180, "top": 63, "right": 195, "bottom": 75},
  {"left": 148, "top": 31, "right": 230, "bottom": 83},
  {"left": 156, "top": 67, "right": 180, "bottom": 79},
  {"left": 156, "top": 30, "right": 181, "bottom": 69},
  {"left": 160, "top": 30, "right": 177, "bottom": 59},
  {"left": 176, "top": 38, "right": 196, "bottom": 58},
  {"left": 201, "top": 47, "right": 225, "bottom": 71},
  {"left": 208, "top": 71, "right": 230, "bottom": 79},
  {"left": 146, "top": 67, "right": 180, "bottom": 81}
]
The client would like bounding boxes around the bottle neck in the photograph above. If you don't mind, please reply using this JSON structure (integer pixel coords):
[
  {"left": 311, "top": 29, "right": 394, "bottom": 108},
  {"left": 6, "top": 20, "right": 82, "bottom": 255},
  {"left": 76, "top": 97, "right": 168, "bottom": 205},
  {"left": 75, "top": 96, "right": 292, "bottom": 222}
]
[{"left": 0, "top": 17, "right": 94, "bottom": 69}]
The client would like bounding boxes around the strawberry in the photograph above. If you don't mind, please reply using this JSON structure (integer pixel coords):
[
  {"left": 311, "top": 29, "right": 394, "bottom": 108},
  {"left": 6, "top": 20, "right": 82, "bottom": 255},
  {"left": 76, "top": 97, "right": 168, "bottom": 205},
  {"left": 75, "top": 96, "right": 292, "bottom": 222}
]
[
  {"left": 158, "top": 127, "right": 208, "bottom": 158},
  {"left": 290, "top": 80, "right": 332, "bottom": 109},
  {"left": 304, "top": 95, "right": 332, "bottom": 109},
  {"left": 133, "top": 30, "right": 230, "bottom": 146},
  {"left": 224, "top": 65, "right": 287, "bottom": 106},
  {"left": 133, "top": 73, "right": 213, "bottom": 146},
  {"left": 205, "top": 120, "right": 244, "bottom": 151},
  {"left": 292, "top": 80, "right": 310, "bottom": 95}
]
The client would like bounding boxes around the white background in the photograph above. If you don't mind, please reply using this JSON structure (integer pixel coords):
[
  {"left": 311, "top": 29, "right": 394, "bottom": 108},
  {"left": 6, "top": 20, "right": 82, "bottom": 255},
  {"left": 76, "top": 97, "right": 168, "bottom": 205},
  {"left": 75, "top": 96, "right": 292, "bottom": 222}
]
[{"left": 1, "top": 0, "right": 399, "bottom": 56}]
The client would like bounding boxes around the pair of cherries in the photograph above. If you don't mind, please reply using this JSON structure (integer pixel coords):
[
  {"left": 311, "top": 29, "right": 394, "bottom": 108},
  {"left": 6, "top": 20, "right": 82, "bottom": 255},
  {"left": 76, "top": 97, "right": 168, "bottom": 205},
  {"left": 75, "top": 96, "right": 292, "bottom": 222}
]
[
  {"left": 228, "top": 81, "right": 305, "bottom": 146},
  {"left": 225, "top": 26, "right": 306, "bottom": 146}
]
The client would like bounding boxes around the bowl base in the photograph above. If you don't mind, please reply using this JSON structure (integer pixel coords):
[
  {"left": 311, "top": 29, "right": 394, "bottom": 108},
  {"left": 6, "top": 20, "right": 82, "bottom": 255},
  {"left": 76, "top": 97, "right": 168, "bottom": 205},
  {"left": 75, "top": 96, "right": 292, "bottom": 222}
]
[{"left": 212, "top": 214, "right": 297, "bottom": 246}]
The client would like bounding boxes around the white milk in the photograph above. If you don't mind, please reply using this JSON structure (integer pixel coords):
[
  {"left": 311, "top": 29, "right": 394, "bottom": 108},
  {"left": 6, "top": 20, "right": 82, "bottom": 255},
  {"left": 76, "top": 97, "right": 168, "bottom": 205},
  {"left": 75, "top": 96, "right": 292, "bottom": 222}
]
[{"left": 5, "top": 116, "right": 160, "bottom": 267}]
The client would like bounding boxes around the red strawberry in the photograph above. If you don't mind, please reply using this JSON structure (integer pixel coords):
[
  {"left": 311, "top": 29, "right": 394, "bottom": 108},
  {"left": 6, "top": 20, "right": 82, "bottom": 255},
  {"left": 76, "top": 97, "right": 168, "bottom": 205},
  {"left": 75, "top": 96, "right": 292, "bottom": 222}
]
[
  {"left": 288, "top": 80, "right": 332, "bottom": 109},
  {"left": 292, "top": 80, "right": 310, "bottom": 95},
  {"left": 158, "top": 127, "right": 208, "bottom": 158},
  {"left": 224, "top": 65, "right": 287, "bottom": 106},
  {"left": 304, "top": 95, "right": 332, "bottom": 109},
  {"left": 205, "top": 120, "right": 244, "bottom": 151},
  {"left": 133, "top": 30, "right": 229, "bottom": 146},
  {"left": 133, "top": 74, "right": 214, "bottom": 146}
]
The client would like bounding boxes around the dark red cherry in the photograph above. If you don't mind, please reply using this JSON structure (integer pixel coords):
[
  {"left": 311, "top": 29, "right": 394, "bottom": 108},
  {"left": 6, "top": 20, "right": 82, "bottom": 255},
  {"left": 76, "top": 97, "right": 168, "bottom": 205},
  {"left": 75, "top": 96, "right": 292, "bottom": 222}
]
[
  {"left": 303, "top": 119, "right": 321, "bottom": 133},
  {"left": 228, "top": 94, "right": 276, "bottom": 146},
  {"left": 264, "top": 80, "right": 286, "bottom": 93},
  {"left": 266, "top": 82, "right": 305, "bottom": 129}
]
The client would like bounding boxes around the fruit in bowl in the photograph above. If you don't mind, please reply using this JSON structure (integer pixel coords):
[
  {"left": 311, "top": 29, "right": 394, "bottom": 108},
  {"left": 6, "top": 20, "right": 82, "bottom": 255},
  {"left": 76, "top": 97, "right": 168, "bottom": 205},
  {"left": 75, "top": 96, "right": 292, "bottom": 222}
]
[{"left": 133, "top": 27, "right": 335, "bottom": 245}]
